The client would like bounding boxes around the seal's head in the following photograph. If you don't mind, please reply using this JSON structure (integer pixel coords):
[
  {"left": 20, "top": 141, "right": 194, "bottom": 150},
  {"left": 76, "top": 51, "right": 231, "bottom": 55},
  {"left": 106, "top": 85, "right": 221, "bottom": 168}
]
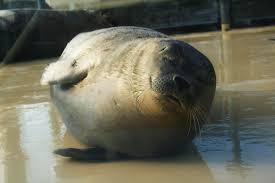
[{"left": 133, "top": 39, "right": 216, "bottom": 134}]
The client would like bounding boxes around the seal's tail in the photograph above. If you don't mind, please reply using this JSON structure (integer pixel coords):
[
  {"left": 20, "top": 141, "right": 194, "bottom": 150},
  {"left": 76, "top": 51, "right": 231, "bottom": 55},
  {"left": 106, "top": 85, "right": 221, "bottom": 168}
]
[{"left": 54, "top": 147, "right": 129, "bottom": 161}]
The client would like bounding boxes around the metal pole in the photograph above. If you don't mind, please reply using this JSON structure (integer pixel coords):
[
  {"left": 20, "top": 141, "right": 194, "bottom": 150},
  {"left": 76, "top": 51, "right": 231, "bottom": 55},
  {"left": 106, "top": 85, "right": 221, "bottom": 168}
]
[{"left": 220, "top": 0, "right": 231, "bottom": 31}]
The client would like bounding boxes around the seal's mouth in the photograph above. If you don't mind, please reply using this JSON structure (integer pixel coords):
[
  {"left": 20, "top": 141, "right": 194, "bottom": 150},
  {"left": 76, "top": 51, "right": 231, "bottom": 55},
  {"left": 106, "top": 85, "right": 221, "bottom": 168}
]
[{"left": 164, "top": 95, "right": 182, "bottom": 107}]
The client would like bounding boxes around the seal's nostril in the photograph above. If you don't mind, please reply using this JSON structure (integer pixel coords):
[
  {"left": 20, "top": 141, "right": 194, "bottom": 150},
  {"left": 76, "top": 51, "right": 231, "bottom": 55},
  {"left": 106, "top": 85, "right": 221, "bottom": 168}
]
[{"left": 173, "top": 75, "right": 190, "bottom": 90}]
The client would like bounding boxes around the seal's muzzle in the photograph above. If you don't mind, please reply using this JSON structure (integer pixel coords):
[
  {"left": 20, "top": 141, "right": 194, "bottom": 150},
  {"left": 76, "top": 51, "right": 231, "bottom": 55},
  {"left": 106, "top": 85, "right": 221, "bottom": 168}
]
[{"left": 151, "top": 74, "right": 195, "bottom": 106}]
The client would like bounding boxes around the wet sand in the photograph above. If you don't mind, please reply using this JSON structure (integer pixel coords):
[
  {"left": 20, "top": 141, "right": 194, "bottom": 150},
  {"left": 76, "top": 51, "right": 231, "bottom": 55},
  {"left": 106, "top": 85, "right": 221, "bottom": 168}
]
[{"left": 1, "top": 27, "right": 275, "bottom": 183}]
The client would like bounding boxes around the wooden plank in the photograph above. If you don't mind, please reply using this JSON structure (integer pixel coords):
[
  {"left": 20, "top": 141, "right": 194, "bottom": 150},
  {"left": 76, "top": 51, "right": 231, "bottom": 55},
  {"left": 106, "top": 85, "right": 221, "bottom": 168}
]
[
  {"left": 232, "top": 0, "right": 275, "bottom": 24},
  {"left": 99, "top": 0, "right": 219, "bottom": 29}
]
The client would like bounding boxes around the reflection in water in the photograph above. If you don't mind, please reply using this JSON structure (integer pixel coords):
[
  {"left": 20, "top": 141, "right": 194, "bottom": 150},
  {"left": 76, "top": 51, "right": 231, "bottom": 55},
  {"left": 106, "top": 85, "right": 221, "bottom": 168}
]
[
  {"left": 17, "top": 103, "right": 56, "bottom": 183},
  {"left": 186, "top": 29, "right": 275, "bottom": 183},
  {"left": 196, "top": 92, "right": 275, "bottom": 183},
  {"left": 1, "top": 28, "right": 275, "bottom": 183},
  {"left": 0, "top": 108, "right": 27, "bottom": 183},
  {"left": 54, "top": 145, "right": 215, "bottom": 183}
]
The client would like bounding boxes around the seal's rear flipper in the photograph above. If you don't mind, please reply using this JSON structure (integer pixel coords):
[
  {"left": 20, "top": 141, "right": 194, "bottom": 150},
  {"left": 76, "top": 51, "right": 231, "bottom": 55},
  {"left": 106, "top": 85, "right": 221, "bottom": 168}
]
[{"left": 54, "top": 147, "right": 129, "bottom": 161}]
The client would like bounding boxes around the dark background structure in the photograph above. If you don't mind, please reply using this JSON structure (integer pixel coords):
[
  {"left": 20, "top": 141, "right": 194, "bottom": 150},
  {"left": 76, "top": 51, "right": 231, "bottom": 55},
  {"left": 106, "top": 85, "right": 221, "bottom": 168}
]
[{"left": 1, "top": 0, "right": 275, "bottom": 62}]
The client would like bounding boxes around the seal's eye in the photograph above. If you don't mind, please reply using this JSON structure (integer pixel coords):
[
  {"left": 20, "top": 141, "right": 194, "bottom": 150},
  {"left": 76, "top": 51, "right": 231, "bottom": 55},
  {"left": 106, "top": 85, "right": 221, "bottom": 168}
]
[
  {"left": 71, "top": 60, "right": 77, "bottom": 67},
  {"left": 159, "top": 46, "right": 168, "bottom": 52}
]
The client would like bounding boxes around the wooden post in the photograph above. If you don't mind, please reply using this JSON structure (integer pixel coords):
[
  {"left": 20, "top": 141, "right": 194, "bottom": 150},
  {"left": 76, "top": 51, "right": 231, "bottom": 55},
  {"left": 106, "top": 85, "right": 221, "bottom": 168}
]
[
  {"left": 0, "top": 0, "right": 3, "bottom": 8},
  {"left": 36, "top": 0, "right": 42, "bottom": 9},
  {"left": 220, "top": 0, "right": 231, "bottom": 31}
]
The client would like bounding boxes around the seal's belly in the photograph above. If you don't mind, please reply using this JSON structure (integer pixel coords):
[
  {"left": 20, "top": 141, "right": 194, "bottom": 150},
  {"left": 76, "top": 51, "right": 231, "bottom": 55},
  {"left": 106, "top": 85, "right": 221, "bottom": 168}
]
[{"left": 51, "top": 79, "right": 186, "bottom": 156}]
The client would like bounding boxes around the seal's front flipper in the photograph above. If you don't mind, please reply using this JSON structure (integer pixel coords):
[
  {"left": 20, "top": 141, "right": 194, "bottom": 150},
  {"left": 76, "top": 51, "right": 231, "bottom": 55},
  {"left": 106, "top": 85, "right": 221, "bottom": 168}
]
[
  {"left": 54, "top": 147, "right": 129, "bottom": 161},
  {"left": 40, "top": 59, "right": 88, "bottom": 86}
]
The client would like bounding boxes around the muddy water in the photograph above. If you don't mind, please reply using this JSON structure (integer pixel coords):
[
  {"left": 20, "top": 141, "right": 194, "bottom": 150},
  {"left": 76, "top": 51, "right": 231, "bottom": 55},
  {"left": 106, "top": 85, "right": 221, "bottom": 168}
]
[{"left": 1, "top": 28, "right": 275, "bottom": 183}]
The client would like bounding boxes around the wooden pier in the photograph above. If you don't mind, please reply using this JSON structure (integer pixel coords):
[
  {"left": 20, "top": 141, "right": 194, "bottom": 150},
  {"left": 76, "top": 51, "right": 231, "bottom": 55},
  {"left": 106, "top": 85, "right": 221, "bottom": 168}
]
[{"left": 1, "top": 0, "right": 275, "bottom": 62}]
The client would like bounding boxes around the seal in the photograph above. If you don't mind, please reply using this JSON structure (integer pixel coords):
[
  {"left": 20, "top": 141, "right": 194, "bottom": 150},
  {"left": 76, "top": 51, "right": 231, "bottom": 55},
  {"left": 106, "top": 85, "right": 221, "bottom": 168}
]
[{"left": 41, "top": 26, "right": 216, "bottom": 160}]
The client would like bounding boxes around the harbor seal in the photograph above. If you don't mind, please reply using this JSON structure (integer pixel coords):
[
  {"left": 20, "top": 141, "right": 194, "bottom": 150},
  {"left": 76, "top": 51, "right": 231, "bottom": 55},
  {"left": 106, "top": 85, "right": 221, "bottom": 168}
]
[{"left": 41, "top": 26, "right": 216, "bottom": 159}]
